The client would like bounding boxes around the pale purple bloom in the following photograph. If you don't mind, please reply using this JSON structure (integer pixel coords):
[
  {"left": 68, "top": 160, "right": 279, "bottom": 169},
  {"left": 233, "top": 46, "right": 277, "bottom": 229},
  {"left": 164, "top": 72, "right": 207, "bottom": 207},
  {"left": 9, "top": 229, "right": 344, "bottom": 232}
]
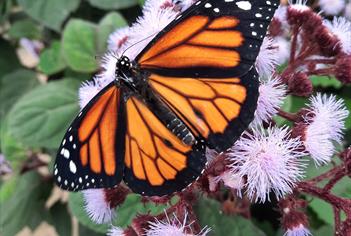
[
  {"left": 303, "top": 94, "right": 349, "bottom": 165},
  {"left": 78, "top": 81, "right": 101, "bottom": 109},
  {"left": 284, "top": 224, "right": 312, "bottom": 236},
  {"left": 143, "top": 0, "right": 173, "bottom": 10},
  {"left": 228, "top": 126, "right": 306, "bottom": 203},
  {"left": 208, "top": 171, "right": 243, "bottom": 195},
  {"left": 107, "top": 226, "right": 125, "bottom": 236},
  {"left": 83, "top": 189, "right": 115, "bottom": 224},
  {"left": 145, "top": 213, "right": 210, "bottom": 236},
  {"left": 319, "top": 0, "right": 345, "bottom": 16},
  {"left": 288, "top": 0, "right": 310, "bottom": 12},
  {"left": 107, "top": 27, "right": 131, "bottom": 54},
  {"left": 255, "top": 36, "right": 279, "bottom": 77},
  {"left": 251, "top": 77, "right": 287, "bottom": 126},
  {"left": 323, "top": 17, "right": 351, "bottom": 55},
  {"left": 173, "top": 0, "right": 196, "bottom": 11},
  {"left": 345, "top": 3, "right": 351, "bottom": 20},
  {"left": 276, "top": 36, "right": 291, "bottom": 64},
  {"left": 0, "top": 154, "right": 12, "bottom": 175},
  {"left": 274, "top": 6, "right": 288, "bottom": 25}
]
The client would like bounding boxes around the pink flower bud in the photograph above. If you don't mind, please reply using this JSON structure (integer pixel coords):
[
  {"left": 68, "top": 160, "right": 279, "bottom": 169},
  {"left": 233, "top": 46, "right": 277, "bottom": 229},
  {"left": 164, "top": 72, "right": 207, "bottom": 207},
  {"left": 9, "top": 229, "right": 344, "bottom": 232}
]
[
  {"left": 335, "top": 55, "right": 351, "bottom": 84},
  {"left": 288, "top": 72, "right": 313, "bottom": 97}
]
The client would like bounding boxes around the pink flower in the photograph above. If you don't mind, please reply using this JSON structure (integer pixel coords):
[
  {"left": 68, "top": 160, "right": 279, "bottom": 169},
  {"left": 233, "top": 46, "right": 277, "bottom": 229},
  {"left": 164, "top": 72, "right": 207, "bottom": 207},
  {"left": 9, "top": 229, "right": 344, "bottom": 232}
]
[
  {"left": 288, "top": 0, "right": 310, "bottom": 13},
  {"left": 145, "top": 213, "right": 210, "bottom": 236},
  {"left": 107, "top": 226, "right": 125, "bottom": 236},
  {"left": 83, "top": 189, "right": 116, "bottom": 224},
  {"left": 107, "top": 27, "right": 131, "bottom": 54},
  {"left": 228, "top": 126, "right": 306, "bottom": 203},
  {"left": 303, "top": 94, "right": 349, "bottom": 165},
  {"left": 319, "top": 0, "right": 345, "bottom": 16},
  {"left": 255, "top": 36, "right": 279, "bottom": 77},
  {"left": 208, "top": 170, "right": 243, "bottom": 195},
  {"left": 284, "top": 224, "right": 311, "bottom": 236},
  {"left": 251, "top": 77, "right": 287, "bottom": 126},
  {"left": 323, "top": 17, "right": 351, "bottom": 55}
]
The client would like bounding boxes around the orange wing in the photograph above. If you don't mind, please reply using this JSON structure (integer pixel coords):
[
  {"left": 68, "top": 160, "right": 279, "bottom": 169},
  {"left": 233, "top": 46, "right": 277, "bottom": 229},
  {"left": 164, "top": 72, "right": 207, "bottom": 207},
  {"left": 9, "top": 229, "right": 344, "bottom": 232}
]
[
  {"left": 54, "top": 83, "right": 125, "bottom": 191},
  {"left": 147, "top": 68, "right": 259, "bottom": 151},
  {"left": 138, "top": 16, "right": 244, "bottom": 71},
  {"left": 123, "top": 96, "right": 206, "bottom": 196}
]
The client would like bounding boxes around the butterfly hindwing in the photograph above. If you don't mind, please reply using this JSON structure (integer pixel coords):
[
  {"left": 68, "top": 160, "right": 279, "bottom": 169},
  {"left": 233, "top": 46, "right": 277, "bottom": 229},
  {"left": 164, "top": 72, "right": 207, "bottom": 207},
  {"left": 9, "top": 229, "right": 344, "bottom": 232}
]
[
  {"left": 54, "top": 83, "right": 125, "bottom": 191},
  {"left": 123, "top": 96, "right": 206, "bottom": 196},
  {"left": 148, "top": 67, "right": 259, "bottom": 152}
]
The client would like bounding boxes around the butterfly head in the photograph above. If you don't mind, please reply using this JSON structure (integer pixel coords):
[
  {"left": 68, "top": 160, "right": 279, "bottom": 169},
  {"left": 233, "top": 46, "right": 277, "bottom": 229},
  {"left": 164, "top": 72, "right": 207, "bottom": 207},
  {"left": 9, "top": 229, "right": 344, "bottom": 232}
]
[{"left": 116, "top": 56, "right": 133, "bottom": 79}]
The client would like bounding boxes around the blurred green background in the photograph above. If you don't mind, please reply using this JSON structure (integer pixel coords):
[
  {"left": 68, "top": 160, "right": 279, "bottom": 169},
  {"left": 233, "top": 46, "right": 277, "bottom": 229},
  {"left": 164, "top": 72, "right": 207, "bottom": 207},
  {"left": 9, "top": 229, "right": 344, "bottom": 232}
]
[{"left": 0, "top": 0, "right": 350, "bottom": 236}]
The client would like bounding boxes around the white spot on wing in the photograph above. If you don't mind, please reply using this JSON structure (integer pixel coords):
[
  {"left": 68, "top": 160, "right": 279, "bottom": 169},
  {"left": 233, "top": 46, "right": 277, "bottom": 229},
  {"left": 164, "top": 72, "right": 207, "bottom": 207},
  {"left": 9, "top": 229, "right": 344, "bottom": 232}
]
[
  {"left": 69, "top": 161, "right": 77, "bottom": 174},
  {"left": 236, "top": 1, "right": 252, "bottom": 10},
  {"left": 63, "top": 149, "right": 70, "bottom": 159}
]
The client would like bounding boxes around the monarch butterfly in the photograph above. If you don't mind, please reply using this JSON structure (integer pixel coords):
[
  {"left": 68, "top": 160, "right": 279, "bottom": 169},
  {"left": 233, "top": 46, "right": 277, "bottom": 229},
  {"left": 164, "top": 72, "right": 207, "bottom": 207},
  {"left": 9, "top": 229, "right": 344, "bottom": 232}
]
[{"left": 54, "top": 0, "right": 279, "bottom": 196}]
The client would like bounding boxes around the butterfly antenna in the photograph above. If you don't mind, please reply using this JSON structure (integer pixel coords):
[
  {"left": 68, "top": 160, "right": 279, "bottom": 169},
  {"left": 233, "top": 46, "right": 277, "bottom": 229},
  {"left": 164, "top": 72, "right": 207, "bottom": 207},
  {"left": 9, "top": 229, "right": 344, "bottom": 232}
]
[
  {"left": 121, "top": 32, "right": 158, "bottom": 56},
  {"left": 95, "top": 50, "right": 119, "bottom": 61}
]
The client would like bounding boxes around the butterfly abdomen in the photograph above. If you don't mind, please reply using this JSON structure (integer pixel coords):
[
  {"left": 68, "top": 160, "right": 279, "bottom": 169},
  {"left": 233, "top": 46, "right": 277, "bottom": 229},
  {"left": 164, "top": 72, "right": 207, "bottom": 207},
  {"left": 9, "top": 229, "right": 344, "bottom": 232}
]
[{"left": 140, "top": 86, "right": 196, "bottom": 146}]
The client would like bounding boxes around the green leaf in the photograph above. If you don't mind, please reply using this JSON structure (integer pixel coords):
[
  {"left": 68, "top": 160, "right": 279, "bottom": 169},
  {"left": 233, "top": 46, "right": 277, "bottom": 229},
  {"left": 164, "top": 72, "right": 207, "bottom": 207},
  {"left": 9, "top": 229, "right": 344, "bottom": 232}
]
[
  {"left": 0, "top": 175, "right": 19, "bottom": 203},
  {"left": 274, "top": 95, "right": 293, "bottom": 126},
  {"left": 8, "top": 19, "right": 41, "bottom": 40},
  {"left": 69, "top": 192, "right": 171, "bottom": 233},
  {"left": 0, "top": 0, "right": 14, "bottom": 23},
  {"left": 16, "top": 0, "right": 80, "bottom": 31},
  {"left": 79, "top": 224, "right": 105, "bottom": 236},
  {"left": 0, "top": 172, "right": 52, "bottom": 236},
  {"left": 0, "top": 39, "right": 21, "bottom": 78},
  {"left": 62, "top": 19, "right": 99, "bottom": 72},
  {"left": 0, "top": 117, "right": 27, "bottom": 170},
  {"left": 97, "top": 12, "right": 128, "bottom": 52},
  {"left": 309, "top": 198, "right": 334, "bottom": 225},
  {"left": 311, "top": 225, "right": 334, "bottom": 235},
  {"left": 88, "top": 0, "right": 138, "bottom": 10},
  {"left": 39, "top": 41, "right": 67, "bottom": 75},
  {"left": 0, "top": 69, "right": 40, "bottom": 120},
  {"left": 344, "top": 98, "right": 351, "bottom": 130},
  {"left": 7, "top": 79, "right": 80, "bottom": 149},
  {"left": 48, "top": 203, "right": 72, "bottom": 236},
  {"left": 310, "top": 75, "right": 342, "bottom": 89},
  {"left": 194, "top": 198, "right": 266, "bottom": 236}
]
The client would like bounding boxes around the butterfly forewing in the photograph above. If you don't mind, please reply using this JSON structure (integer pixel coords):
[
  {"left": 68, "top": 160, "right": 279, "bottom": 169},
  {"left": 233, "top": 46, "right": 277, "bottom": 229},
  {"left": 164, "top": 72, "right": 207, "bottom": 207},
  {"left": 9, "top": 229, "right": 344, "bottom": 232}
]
[
  {"left": 122, "top": 96, "right": 206, "bottom": 196},
  {"left": 137, "top": 0, "right": 280, "bottom": 78},
  {"left": 54, "top": 83, "right": 125, "bottom": 191}
]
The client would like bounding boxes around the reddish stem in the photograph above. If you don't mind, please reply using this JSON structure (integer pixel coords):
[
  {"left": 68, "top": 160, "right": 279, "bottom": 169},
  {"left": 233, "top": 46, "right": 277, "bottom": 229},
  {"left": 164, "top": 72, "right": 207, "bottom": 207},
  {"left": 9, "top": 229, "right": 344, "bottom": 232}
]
[
  {"left": 297, "top": 182, "right": 351, "bottom": 215},
  {"left": 308, "top": 165, "right": 345, "bottom": 184},
  {"left": 277, "top": 109, "right": 298, "bottom": 122}
]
